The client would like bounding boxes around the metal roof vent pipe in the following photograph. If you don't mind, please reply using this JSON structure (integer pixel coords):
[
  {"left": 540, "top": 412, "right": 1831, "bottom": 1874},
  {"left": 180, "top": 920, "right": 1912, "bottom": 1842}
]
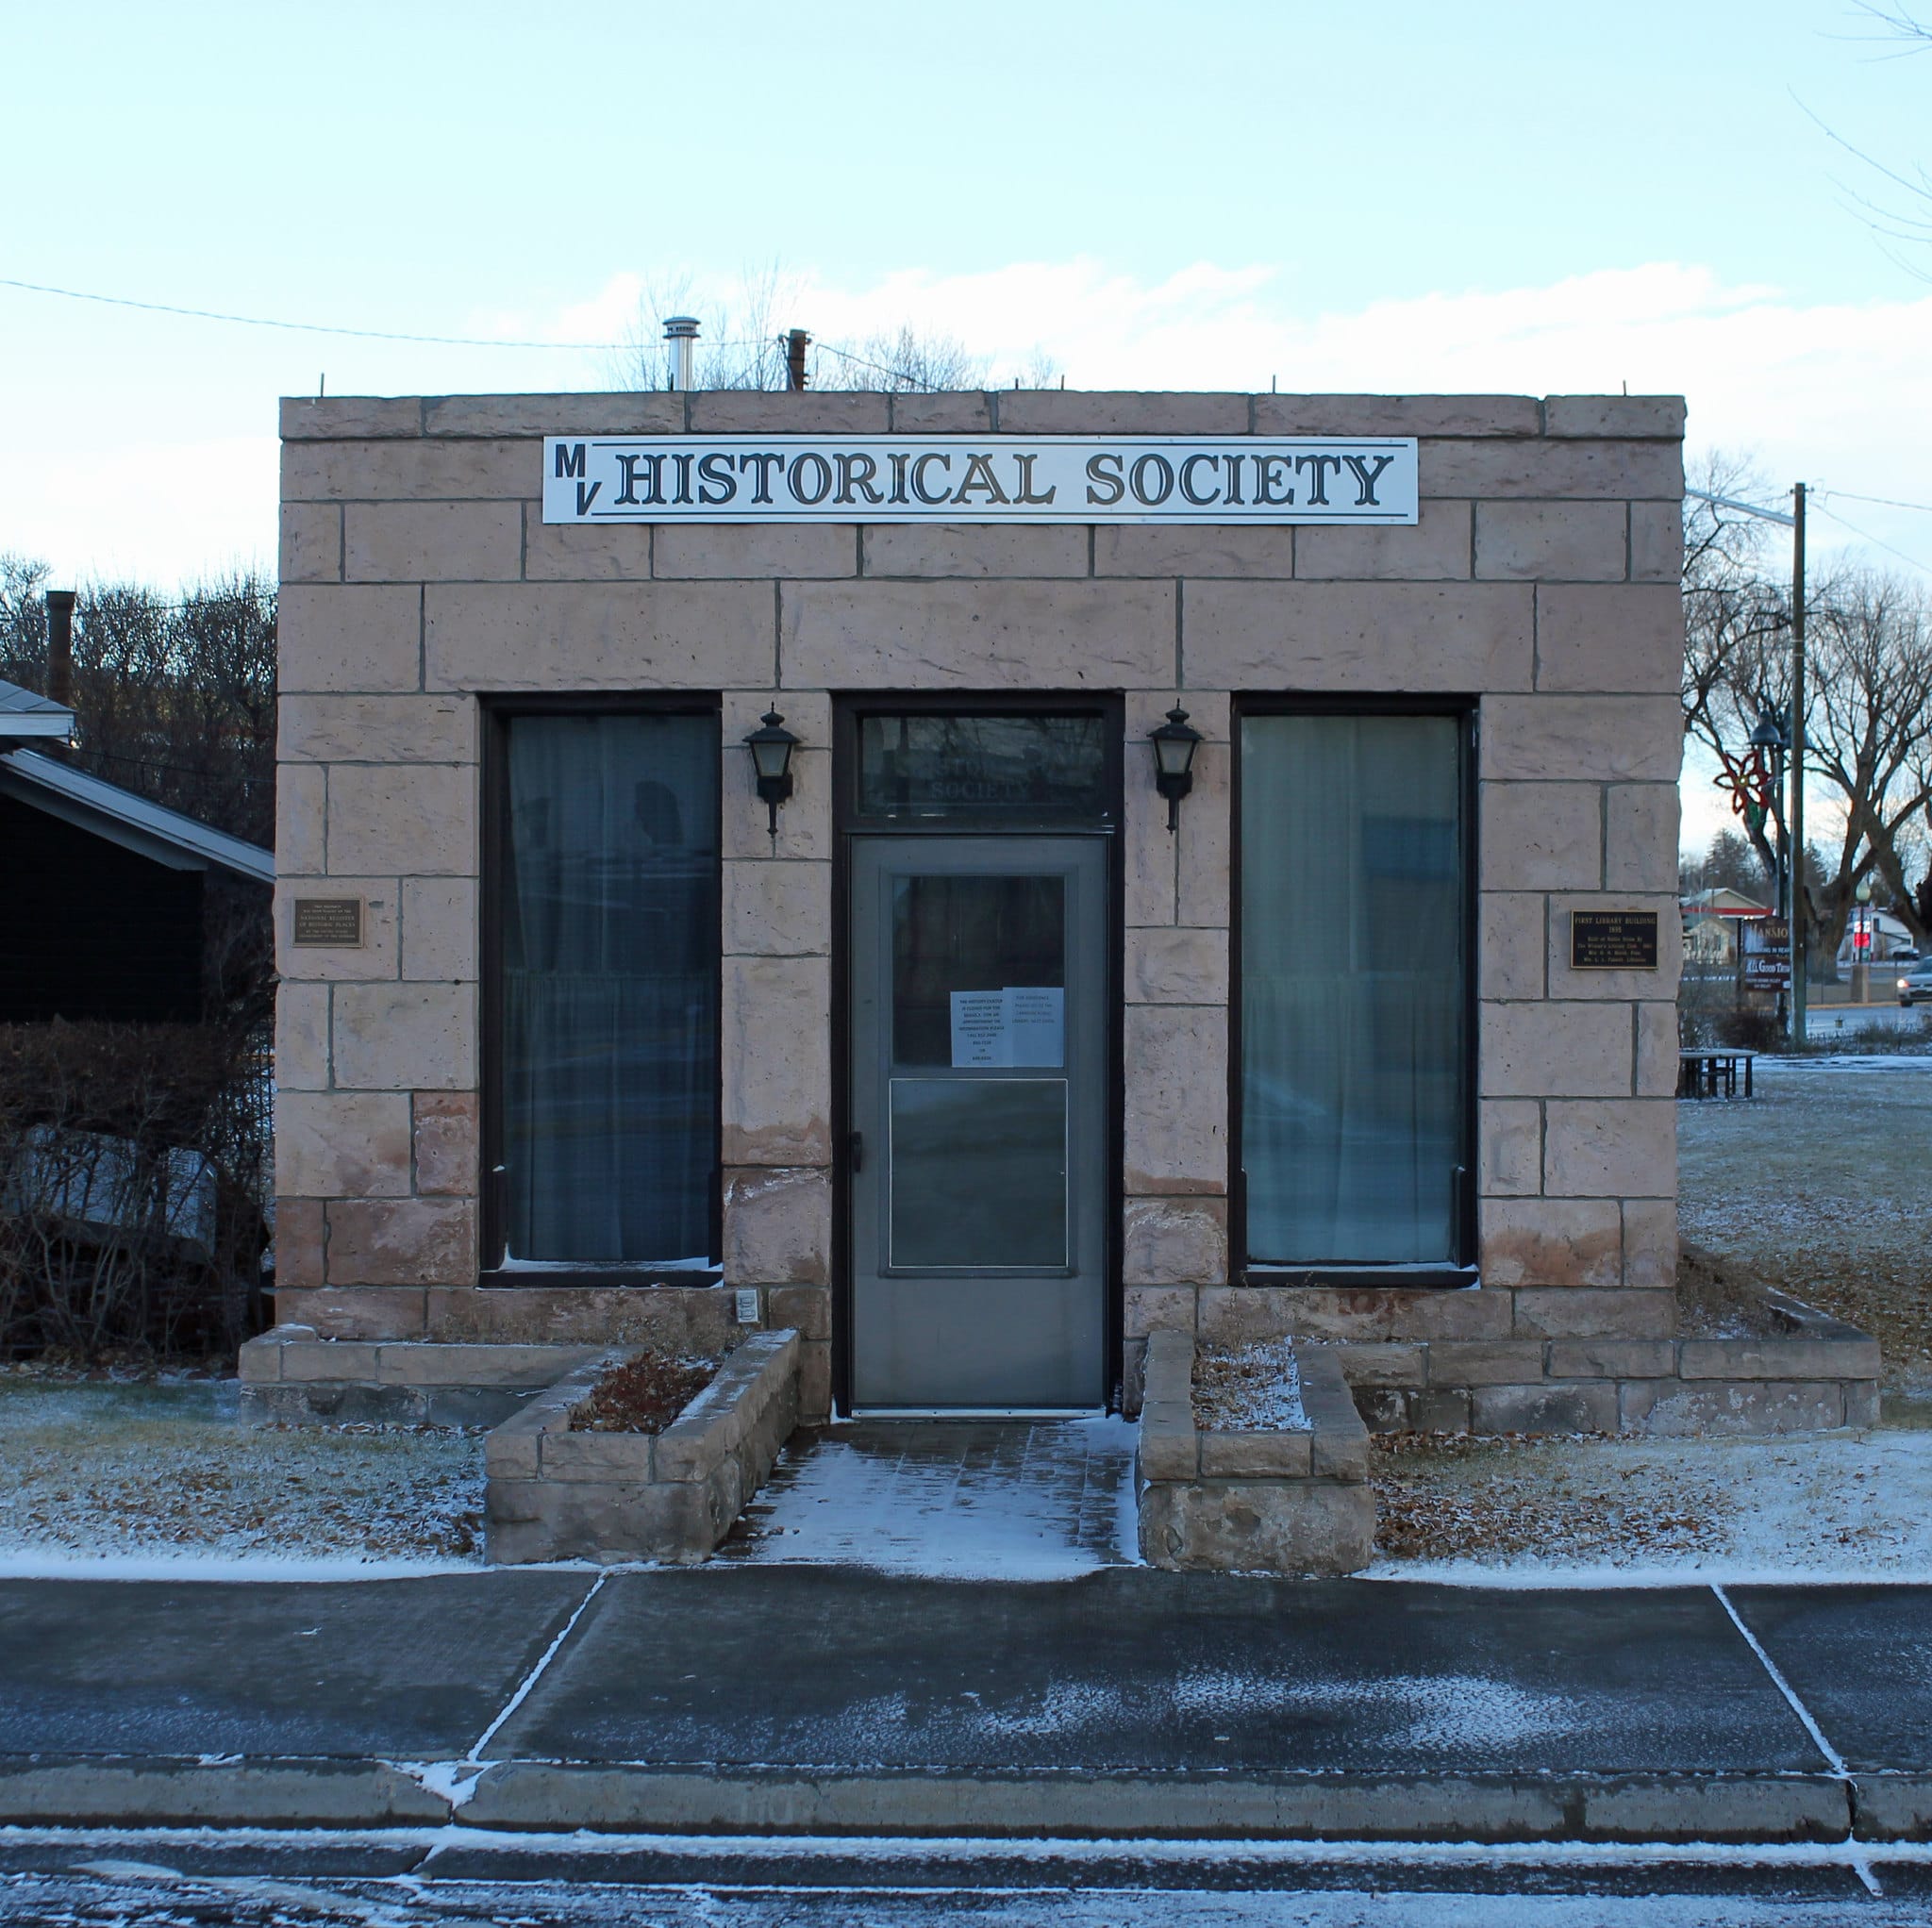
[
  {"left": 663, "top": 315, "right": 700, "bottom": 391},
  {"left": 44, "top": 590, "right": 75, "bottom": 712}
]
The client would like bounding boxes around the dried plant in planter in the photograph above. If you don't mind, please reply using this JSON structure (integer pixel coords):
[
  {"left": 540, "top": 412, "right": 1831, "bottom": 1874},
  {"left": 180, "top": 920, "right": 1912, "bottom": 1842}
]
[{"left": 570, "top": 1353, "right": 720, "bottom": 1435}]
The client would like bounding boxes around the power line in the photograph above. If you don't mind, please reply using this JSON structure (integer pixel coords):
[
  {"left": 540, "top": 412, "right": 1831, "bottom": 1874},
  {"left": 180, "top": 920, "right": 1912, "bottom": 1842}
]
[
  {"left": 1811, "top": 501, "right": 1932, "bottom": 574},
  {"left": 1819, "top": 488, "right": 1932, "bottom": 516}
]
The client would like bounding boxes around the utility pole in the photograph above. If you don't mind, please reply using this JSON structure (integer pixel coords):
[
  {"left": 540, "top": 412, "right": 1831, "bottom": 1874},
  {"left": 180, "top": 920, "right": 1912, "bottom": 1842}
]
[
  {"left": 785, "top": 329, "right": 810, "bottom": 392},
  {"left": 1790, "top": 482, "right": 1807, "bottom": 1047}
]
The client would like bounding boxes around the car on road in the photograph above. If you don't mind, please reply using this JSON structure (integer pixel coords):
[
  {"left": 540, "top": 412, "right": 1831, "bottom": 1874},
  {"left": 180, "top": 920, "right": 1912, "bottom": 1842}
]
[{"left": 1897, "top": 959, "right": 1932, "bottom": 1006}]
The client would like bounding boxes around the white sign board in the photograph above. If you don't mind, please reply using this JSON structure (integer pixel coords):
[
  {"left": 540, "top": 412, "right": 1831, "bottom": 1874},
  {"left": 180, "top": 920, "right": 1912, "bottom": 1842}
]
[
  {"left": 949, "top": 988, "right": 1065, "bottom": 1068},
  {"left": 542, "top": 436, "right": 1418, "bottom": 526}
]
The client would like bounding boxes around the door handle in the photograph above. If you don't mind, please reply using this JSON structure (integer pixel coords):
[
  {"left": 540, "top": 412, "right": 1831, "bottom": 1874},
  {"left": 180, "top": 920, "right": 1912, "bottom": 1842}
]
[{"left": 848, "top": 1130, "right": 864, "bottom": 1173}]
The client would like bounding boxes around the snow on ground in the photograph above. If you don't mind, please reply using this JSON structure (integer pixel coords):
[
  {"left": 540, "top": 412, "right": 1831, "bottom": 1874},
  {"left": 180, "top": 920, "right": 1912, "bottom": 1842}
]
[
  {"left": 1193, "top": 1335, "right": 1309, "bottom": 1432},
  {"left": 0, "top": 1375, "right": 486, "bottom": 1570}
]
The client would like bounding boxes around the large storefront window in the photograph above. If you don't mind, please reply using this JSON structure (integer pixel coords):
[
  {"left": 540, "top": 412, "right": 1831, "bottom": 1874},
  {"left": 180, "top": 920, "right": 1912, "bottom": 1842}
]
[
  {"left": 496, "top": 711, "right": 718, "bottom": 1267},
  {"left": 1240, "top": 711, "right": 1468, "bottom": 1269}
]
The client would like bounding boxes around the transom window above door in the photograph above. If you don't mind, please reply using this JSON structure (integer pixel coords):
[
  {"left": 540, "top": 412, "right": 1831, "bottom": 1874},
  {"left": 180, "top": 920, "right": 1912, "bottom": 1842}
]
[{"left": 854, "top": 712, "right": 1110, "bottom": 827}]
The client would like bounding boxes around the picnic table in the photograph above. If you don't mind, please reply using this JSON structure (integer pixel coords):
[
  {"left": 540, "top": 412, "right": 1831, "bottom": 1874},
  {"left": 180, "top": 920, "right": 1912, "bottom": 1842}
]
[{"left": 1678, "top": 1047, "right": 1757, "bottom": 1099}]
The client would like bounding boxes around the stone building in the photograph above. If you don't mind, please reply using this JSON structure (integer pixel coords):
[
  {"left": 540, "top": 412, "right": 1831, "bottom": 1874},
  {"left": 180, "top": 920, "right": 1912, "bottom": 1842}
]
[{"left": 256, "top": 386, "right": 1790, "bottom": 1439}]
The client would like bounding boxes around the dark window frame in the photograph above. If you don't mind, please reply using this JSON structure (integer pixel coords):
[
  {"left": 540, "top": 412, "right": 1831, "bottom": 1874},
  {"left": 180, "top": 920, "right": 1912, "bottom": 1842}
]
[
  {"left": 1230, "top": 693, "right": 1479, "bottom": 1290},
  {"left": 478, "top": 692, "right": 724, "bottom": 1288},
  {"left": 831, "top": 691, "right": 1125, "bottom": 1410}
]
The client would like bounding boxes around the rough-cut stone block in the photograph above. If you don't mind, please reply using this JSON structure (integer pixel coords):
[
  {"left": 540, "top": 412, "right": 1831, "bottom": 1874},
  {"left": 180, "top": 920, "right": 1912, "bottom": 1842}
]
[
  {"left": 1197, "top": 1285, "right": 1512, "bottom": 1344},
  {"left": 1124, "top": 1005, "right": 1228, "bottom": 1194},
  {"left": 1292, "top": 499, "right": 1474, "bottom": 582},
  {"left": 724, "top": 1167, "right": 829, "bottom": 1285},
  {"left": 1126, "top": 925, "right": 1227, "bottom": 1005},
  {"left": 281, "top": 502, "right": 342, "bottom": 583},
  {"left": 890, "top": 391, "right": 994, "bottom": 433},
  {"left": 1254, "top": 395, "right": 1541, "bottom": 437},
  {"left": 522, "top": 514, "right": 654, "bottom": 583},
  {"left": 540, "top": 1428, "right": 655, "bottom": 1483},
  {"left": 1140, "top": 1478, "right": 1375, "bottom": 1576},
  {"left": 424, "top": 392, "right": 685, "bottom": 437},
  {"left": 275, "top": 765, "right": 328, "bottom": 875},
  {"left": 1607, "top": 784, "right": 1682, "bottom": 891},
  {"left": 275, "top": 877, "right": 399, "bottom": 982},
  {"left": 1621, "top": 1380, "right": 1846, "bottom": 1437},
  {"left": 768, "top": 1285, "right": 830, "bottom": 1341},
  {"left": 275, "top": 982, "right": 330, "bottom": 1091},
  {"left": 401, "top": 878, "right": 477, "bottom": 981},
  {"left": 279, "top": 692, "right": 476, "bottom": 765},
  {"left": 1479, "top": 891, "right": 1546, "bottom": 1000},
  {"left": 1200, "top": 1431, "right": 1312, "bottom": 1478},
  {"left": 862, "top": 524, "right": 1088, "bottom": 578},
  {"left": 275, "top": 1090, "right": 411, "bottom": 1199},
  {"left": 332, "top": 983, "right": 476, "bottom": 1090},
  {"left": 724, "top": 860, "right": 831, "bottom": 958},
  {"left": 1353, "top": 1386, "right": 1409, "bottom": 1430},
  {"left": 1629, "top": 501, "right": 1684, "bottom": 584},
  {"left": 1472, "top": 1380, "right": 1617, "bottom": 1434},
  {"left": 1545, "top": 893, "right": 1684, "bottom": 999},
  {"left": 1475, "top": 501, "right": 1627, "bottom": 581},
  {"left": 425, "top": 582, "right": 775, "bottom": 691},
  {"left": 327, "top": 763, "right": 476, "bottom": 877},
  {"left": 655, "top": 524, "right": 857, "bottom": 580},
  {"left": 1137, "top": 1421, "right": 1198, "bottom": 1483},
  {"left": 1095, "top": 525, "right": 1296, "bottom": 578},
  {"left": 1185, "top": 582, "right": 1532, "bottom": 692},
  {"left": 1535, "top": 584, "right": 1684, "bottom": 694},
  {"left": 272, "top": 1285, "right": 427, "bottom": 1337},
  {"left": 325, "top": 1198, "right": 475, "bottom": 1287},
  {"left": 722, "top": 956, "right": 831, "bottom": 1165},
  {"left": 1479, "top": 1197, "right": 1623, "bottom": 1289},
  {"left": 413, "top": 1091, "right": 477, "bottom": 1196},
  {"left": 1479, "top": 783, "right": 1603, "bottom": 890},
  {"left": 1481, "top": 1001, "right": 1634, "bottom": 1099},
  {"left": 1680, "top": 1334, "right": 1883, "bottom": 1383},
  {"left": 282, "top": 396, "right": 423, "bottom": 440},
  {"left": 1479, "top": 1100, "right": 1541, "bottom": 1196},
  {"left": 1480, "top": 695, "right": 1683, "bottom": 783},
  {"left": 690, "top": 391, "right": 890, "bottom": 433},
  {"left": 1426, "top": 1340, "right": 1551, "bottom": 1387},
  {"left": 270, "top": 1199, "right": 326, "bottom": 1293},
  {"left": 1174, "top": 741, "right": 1231, "bottom": 930},
  {"left": 344, "top": 501, "right": 522, "bottom": 583},
  {"left": 1123, "top": 1285, "right": 1198, "bottom": 1338},
  {"left": 1636, "top": 1002, "right": 1679, "bottom": 1100},
  {"left": 1124, "top": 740, "right": 1176, "bottom": 927},
  {"left": 1331, "top": 1342, "right": 1427, "bottom": 1387},
  {"left": 1547, "top": 1338, "right": 1676, "bottom": 1378},
  {"left": 1420, "top": 438, "right": 1682, "bottom": 501},
  {"left": 1410, "top": 1388, "right": 1472, "bottom": 1432},
  {"left": 1123, "top": 1198, "right": 1228, "bottom": 1286},
  {"left": 1845, "top": 1383, "right": 1880, "bottom": 1429},
  {"left": 1544, "top": 1100, "right": 1674, "bottom": 1199},
  {"left": 277, "top": 585, "right": 421, "bottom": 694},
  {"left": 282, "top": 437, "right": 533, "bottom": 501},
  {"left": 798, "top": 1338, "right": 831, "bottom": 1421},
  {"left": 1001, "top": 391, "right": 1249, "bottom": 434},
  {"left": 1622, "top": 1199, "right": 1677, "bottom": 1288},
  {"left": 783, "top": 579, "right": 1174, "bottom": 690},
  {"left": 425, "top": 1287, "right": 734, "bottom": 1350},
  {"left": 1309, "top": 1428, "right": 1370, "bottom": 1483},
  {"left": 238, "top": 1334, "right": 283, "bottom": 1384},
  {"left": 1544, "top": 395, "right": 1687, "bottom": 439},
  {"left": 1512, "top": 1288, "right": 1676, "bottom": 1339},
  {"left": 282, "top": 1338, "right": 380, "bottom": 1382}
]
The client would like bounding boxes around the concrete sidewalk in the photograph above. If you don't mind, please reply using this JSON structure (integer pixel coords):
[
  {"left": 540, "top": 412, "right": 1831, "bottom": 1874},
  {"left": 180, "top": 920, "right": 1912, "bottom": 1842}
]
[{"left": 1, "top": 1568, "right": 1928, "bottom": 1846}]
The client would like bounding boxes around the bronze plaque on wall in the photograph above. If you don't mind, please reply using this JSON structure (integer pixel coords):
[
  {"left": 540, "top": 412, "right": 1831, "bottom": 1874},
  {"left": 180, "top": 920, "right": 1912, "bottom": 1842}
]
[
  {"left": 1571, "top": 909, "right": 1659, "bottom": 970},
  {"left": 291, "top": 898, "right": 363, "bottom": 947}
]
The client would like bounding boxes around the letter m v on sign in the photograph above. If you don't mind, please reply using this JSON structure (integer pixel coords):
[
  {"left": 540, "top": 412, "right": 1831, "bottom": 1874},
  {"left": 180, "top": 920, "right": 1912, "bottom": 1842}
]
[{"left": 555, "top": 442, "right": 587, "bottom": 480}]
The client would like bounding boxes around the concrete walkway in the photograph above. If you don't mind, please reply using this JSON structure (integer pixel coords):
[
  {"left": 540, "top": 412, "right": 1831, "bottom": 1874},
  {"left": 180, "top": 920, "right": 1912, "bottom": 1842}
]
[{"left": 1, "top": 1568, "right": 1929, "bottom": 1849}]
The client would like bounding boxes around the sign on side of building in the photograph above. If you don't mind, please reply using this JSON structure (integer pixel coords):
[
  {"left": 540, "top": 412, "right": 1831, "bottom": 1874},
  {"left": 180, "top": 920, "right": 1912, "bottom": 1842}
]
[{"left": 541, "top": 436, "right": 1420, "bottom": 526}]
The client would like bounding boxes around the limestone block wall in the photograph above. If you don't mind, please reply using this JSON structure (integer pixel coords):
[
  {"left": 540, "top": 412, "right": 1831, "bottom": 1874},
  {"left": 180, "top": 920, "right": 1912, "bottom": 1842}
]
[{"left": 273, "top": 388, "right": 1685, "bottom": 1421}]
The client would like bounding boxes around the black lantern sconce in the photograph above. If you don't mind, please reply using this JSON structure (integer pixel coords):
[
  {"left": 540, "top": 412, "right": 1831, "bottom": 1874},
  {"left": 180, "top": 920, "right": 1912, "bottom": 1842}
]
[
  {"left": 743, "top": 709, "right": 800, "bottom": 835},
  {"left": 1148, "top": 705, "right": 1203, "bottom": 833}
]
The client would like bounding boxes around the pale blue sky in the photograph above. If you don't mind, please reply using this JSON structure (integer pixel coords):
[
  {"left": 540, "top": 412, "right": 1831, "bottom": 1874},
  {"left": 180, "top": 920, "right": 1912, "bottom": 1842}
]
[{"left": 3, "top": 0, "right": 1929, "bottom": 853}]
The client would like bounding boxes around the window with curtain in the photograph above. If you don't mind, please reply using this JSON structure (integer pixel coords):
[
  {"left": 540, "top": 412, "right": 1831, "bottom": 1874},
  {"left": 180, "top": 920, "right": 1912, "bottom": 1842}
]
[
  {"left": 497, "top": 712, "right": 718, "bottom": 1267},
  {"left": 1240, "top": 712, "right": 1467, "bottom": 1268}
]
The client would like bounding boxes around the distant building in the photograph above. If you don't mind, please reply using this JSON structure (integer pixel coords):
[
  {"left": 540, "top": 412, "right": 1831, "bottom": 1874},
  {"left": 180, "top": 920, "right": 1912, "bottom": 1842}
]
[{"left": 1681, "top": 886, "right": 1772, "bottom": 968}]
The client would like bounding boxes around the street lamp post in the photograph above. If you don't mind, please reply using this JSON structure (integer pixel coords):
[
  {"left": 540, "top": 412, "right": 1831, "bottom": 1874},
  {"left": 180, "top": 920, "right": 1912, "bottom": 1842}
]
[{"left": 1852, "top": 875, "right": 1873, "bottom": 1006}]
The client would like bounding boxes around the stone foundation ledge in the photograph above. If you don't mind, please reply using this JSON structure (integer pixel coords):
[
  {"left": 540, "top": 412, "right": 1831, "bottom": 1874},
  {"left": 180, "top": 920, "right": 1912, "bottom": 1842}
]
[
  {"left": 237, "top": 1330, "right": 612, "bottom": 1427},
  {"left": 485, "top": 1328, "right": 800, "bottom": 1566},
  {"left": 1137, "top": 1330, "right": 1374, "bottom": 1577}
]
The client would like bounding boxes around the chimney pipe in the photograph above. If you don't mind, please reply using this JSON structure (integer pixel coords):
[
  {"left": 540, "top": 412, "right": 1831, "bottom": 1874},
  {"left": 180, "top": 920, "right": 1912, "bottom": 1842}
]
[
  {"left": 663, "top": 315, "right": 699, "bottom": 391},
  {"left": 44, "top": 590, "right": 75, "bottom": 713},
  {"left": 785, "top": 328, "right": 810, "bottom": 391}
]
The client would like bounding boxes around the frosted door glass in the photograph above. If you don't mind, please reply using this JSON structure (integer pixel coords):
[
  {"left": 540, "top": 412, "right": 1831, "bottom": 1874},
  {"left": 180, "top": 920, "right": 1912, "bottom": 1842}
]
[{"left": 889, "top": 1079, "right": 1068, "bottom": 1268}]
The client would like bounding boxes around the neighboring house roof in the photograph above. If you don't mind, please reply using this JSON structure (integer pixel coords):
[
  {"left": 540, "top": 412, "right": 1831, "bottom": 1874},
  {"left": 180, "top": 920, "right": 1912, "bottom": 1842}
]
[
  {"left": 1682, "top": 887, "right": 1774, "bottom": 917},
  {"left": 0, "top": 747, "right": 273, "bottom": 884},
  {"left": 0, "top": 676, "right": 76, "bottom": 740}
]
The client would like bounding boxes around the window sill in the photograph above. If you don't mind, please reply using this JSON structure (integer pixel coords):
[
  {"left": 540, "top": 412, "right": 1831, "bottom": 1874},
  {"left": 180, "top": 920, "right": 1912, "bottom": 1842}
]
[
  {"left": 1240, "top": 1266, "right": 1480, "bottom": 1292},
  {"left": 478, "top": 1266, "right": 724, "bottom": 1290}
]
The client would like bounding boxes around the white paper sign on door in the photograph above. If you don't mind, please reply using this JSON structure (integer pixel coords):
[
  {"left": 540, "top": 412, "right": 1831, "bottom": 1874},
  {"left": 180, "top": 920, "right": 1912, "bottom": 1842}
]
[{"left": 948, "top": 987, "right": 1064, "bottom": 1068}]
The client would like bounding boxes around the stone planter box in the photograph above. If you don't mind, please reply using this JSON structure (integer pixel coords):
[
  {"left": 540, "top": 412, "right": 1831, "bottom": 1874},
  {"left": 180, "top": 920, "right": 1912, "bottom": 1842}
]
[
  {"left": 485, "top": 1328, "right": 800, "bottom": 1566},
  {"left": 1137, "top": 1330, "right": 1375, "bottom": 1576}
]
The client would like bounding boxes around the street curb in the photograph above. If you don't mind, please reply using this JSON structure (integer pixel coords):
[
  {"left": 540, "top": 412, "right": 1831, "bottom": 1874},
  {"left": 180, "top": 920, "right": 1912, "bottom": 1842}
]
[{"left": 0, "top": 1755, "right": 450, "bottom": 1829}]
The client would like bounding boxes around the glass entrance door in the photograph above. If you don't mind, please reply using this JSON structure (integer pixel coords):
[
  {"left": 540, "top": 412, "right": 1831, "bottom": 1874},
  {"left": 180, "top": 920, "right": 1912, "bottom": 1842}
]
[{"left": 848, "top": 837, "right": 1107, "bottom": 1410}]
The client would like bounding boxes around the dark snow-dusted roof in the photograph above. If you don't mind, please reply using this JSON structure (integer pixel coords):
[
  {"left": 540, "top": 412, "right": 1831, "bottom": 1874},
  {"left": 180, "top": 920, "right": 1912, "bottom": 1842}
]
[
  {"left": 0, "top": 748, "right": 273, "bottom": 884},
  {"left": 0, "top": 677, "right": 76, "bottom": 740}
]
